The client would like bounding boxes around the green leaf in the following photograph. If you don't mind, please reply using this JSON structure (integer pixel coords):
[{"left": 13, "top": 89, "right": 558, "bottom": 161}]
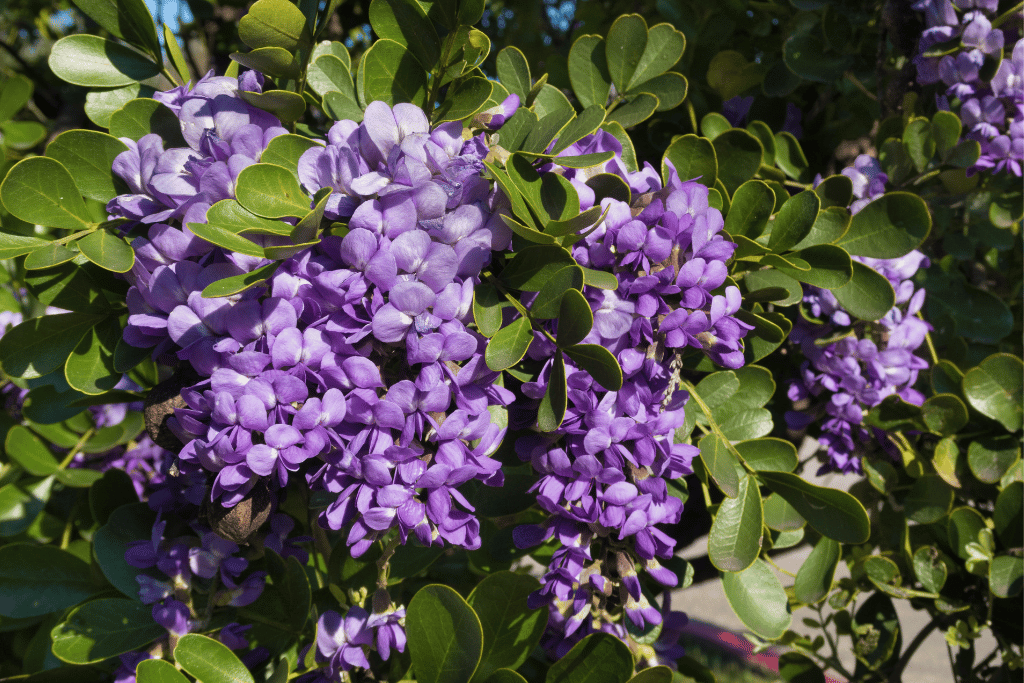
[
  {"left": 779, "top": 653, "right": 827, "bottom": 683},
  {"left": 0, "top": 477, "right": 53, "bottom": 537},
  {"left": 551, "top": 106, "right": 607, "bottom": 155},
  {"left": 774, "top": 132, "right": 809, "bottom": 182},
  {"left": 713, "top": 129, "right": 763, "bottom": 195},
  {"left": 537, "top": 351, "right": 568, "bottom": 432},
  {"left": 307, "top": 54, "right": 355, "bottom": 98},
  {"left": 0, "top": 233, "right": 52, "bottom": 260},
  {"left": 706, "top": 49, "right": 763, "bottom": 100},
  {"left": 921, "top": 393, "right": 969, "bottom": 437},
  {"left": 931, "top": 110, "right": 962, "bottom": 157},
  {"left": 51, "top": 599, "right": 163, "bottom": 664},
  {"left": 990, "top": 555, "right": 1023, "bottom": 598},
  {"left": 626, "top": 22, "right": 684, "bottom": 91},
  {"left": 791, "top": 206, "right": 850, "bottom": 251},
  {"left": 564, "top": 344, "right": 622, "bottom": 391},
  {"left": 701, "top": 113, "right": 731, "bottom": 139},
  {"left": 202, "top": 261, "right": 281, "bottom": 298},
  {"left": 88, "top": 470, "right": 138, "bottom": 526},
  {"left": 734, "top": 438, "right": 797, "bottom": 472},
  {"left": 407, "top": 584, "right": 483, "bottom": 683},
  {"left": 85, "top": 83, "right": 152, "bottom": 128},
  {"left": 556, "top": 289, "right": 593, "bottom": 347},
  {"left": 913, "top": 547, "right": 947, "bottom": 594},
  {"left": 24, "top": 261, "right": 112, "bottom": 315},
  {"left": 108, "top": 98, "right": 186, "bottom": 147},
  {"left": 783, "top": 30, "right": 852, "bottom": 83},
  {"left": 235, "top": 164, "right": 309, "bottom": 219},
  {"left": 361, "top": 39, "right": 428, "bottom": 108},
  {"left": 239, "top": 89, "right": 306, "bottom": 123},
  {"left": 757, "top": 471, "right": 870, "bottom": 544},
  {"left": 962, "top": 353, "right": 1023, "bottom": 432},
  {"left": 499, "top": 244, "right": 575, "bottom": 290},
  {"left": 486, "top": 672, "right": 528, "bottom": 683},
  {"left": 486, "top": 317, "right": 532, "bottom": 372},
  {"left": 435, "top": 77, "right": 493, "bottom": 124},
  {"left": 599, "top": 122, "right": 637, "bottom": 173},
  {"left": 45, "top": 131, "right": 129, "bottom": 202},
  {"left": 185, "top": 222, "right": 265, "bottom": 257},
  {"left": 205, "top": 199, "right": 290, "bottom": 236},
  {"left": 545, "top": 632, "right": 634, "bottom": 683},
  {"left": 662, "top": 134, "right": 717, "bottom": 188},
  {"left": 639, "top": 71, "right": 687, "bottom": 112},
  {"left": 813, "top": 174, "right": 854, "bottom": 208},
  {"left": 852, "top": 593, "right": 901, "bottom": 671},
  {"left": 724, "top": 180, "right": 774, "bottom": 238},
  {"left": 49, "top": 35, "right": 160, "bottom": 87},
  {"left": 708, "top": 474, "right": 763, "bottom": 572},
  {"left": 531, "top": 266, "right": 584, "bottom": 319},
  {"left": 323, "top": 90, "right": 364, "bottom": 123},
  {"left": 5, "top": 426, "right": 59, "bottom": 476},
  {"left": 698, "top": 433, "right": 742, "bottom": 498},
  {"left": 0, "top": 544, "right": 95, "bottom": 617},
  {"left": 291, "top": 187, "right": 331, "bottom": 243},
  {"left": 903, "top": 118, "right": 935, "bottom": 173},
  {"left": 71, "top": 0, "right": 160, "bottom": 57},
  {"left": 1, "top": 120, "right": 46, "bottom": 150},
  {"left": 763, "top": 492, "right": 804, "bottom": 531},
  {"left": 605, "top": 14, "right": 648, "bottom": 95},
  {"left": 0, "top": 75, "right": 33, "bottom": 123},
  {"left": 837, "top": 192, "right": 931, "bottom": 258},
  {"left": 243, "top": 551, "right": 311, "bottom": 634},
  {"left": 175, "top": 634, "right": 255, "bottom": 683},
  {"left": 968, "top": 436, "right": 1019, "bottom": 485},
  {"left": 794, "top": 537, "right": 841, "bottom": 605},
  {"left": 744, "top": 269, "right": 802, "bottom": 306},
  {"left": 369, "top": 0, "right": 440, "bottom": 69},
  {"left": 995, "top": 482, "right": 1023, "bottom": 548},
  {"left": 695, "top": 371, "right": 739, "bottom": 409},
  {"left": 948, "top": 506, "right": 987, "bottom": 560},
  {"left": 776, "top": 245, "right": 852, "bottom": 290},
  {"left": 568, "top": 36, "right": 610, "bottom": 109},
  {"left": 1, "top": 157, "right": 90, "bottom": 231},
  {"left": 604, "top": 93, "right": 658, "bottom": 129},
  {"left": 833, "top": 261, "right": 896, "bottom": 321},
  {"left": 721, "top": 559, "right": 791, "bottom": 639},
  {"left": 466, "top": 571, "right": 547, "bottom": 681},
  {"left": 164, "top": 25, "right": 192, "bottom": 83},
  {"left": 238, "top": 0, "right": 310, "bottom": 51},
  {"left": 496, "top": 46, "right": 531, "bottom": 102},
  {"left": 769, "top": 190, "right": 819, "bottom": 253},
  {"left": 136, "top": 659, "right": 190, "bottom": 683},
  {"left": 905, "top": 474, "right": 953, "bottom": 524},
  {"left": 494, "top": 109, "right": 536, "bottom": 153},
  {"left": 93, "top": 502, "right": 155, "bottom": 598},
  {"left": 472, "top": 284, "right": 504, "bottom": 338},
  {"left": 77, "top": 230, "right": 134, "bottom": 273},
  {"left": 64, "top": 317, "right": 121, "bottom": 395},
  {"left": 0, "top": 312, "right": 103, "bottom": 380}
]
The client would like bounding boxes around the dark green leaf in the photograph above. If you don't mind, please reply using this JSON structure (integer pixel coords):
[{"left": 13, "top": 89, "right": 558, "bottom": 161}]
[
  {"left": 323, "top": 90, "right": 364, "bottom": 123},
  {"left": 912, "top": 547, "right": 947, "bottom": 594},
  {"left": 563, "top": 344, "right": 622, "bottom": 391},
  {"left": 538, "top": 351, "right": 568, "bottom": 432},
  {"left": 698, "top": 433, "right": 741, "bottom": 498},
  {"left": 568, "top": 35, "right": 610, "bottom": 109},
  {"left": 531, "top": 266, "right": 584, "bottom": 319},
  {"left": 605, "top": 14, "right": 648, "bottom": 95},
  {"left": 51, "top": 599, "right": 163, "bottom": 664},
  {"left": 496, "top": 46, "right": 531, "bottom": 102},
  {"left": 175, "top": 634, "right": 255, "bottom": 683},
  {"left": 833, "top": 261, "right": 896, "bottom": 321},
  {"left": 734, "top": 438, "right": 797, "bottom": 472},
  {"left": 763, "top": 492, "right": 804, "bottom": 531},
  {"left": 948, "top": 506, "right": 986, "bottom": 560},
  {"left": 773, "top": 132, "right": 809, "bottom": 182},
  {"left": 662, "top": 134, "right": 716, "bottom": 188},
  {"left": 361, "top": 39, "right": 428, "bottom": 108},
  {"left": 77, "top": 230, "right": 134, "bottom": 273},
  {"left": 164, "top": 25, "right": 192, "bottom": 83},
  {"left": 0, "top": 233, "right": 52, "bottom": 260},
  {"left": 837, "top": 192, "right": 930, "bottom": 258},
  {"left": 776, "top": 245, "right": 852, "bottom": 290},
  {"left": 48, "top": 35, "right": 160, "bottom": 87},
  {"left": 783, "top": 30, "right": 852, "bottom": 82},
  {"left": 0, "top": 75, "right": 33, "bottom": 122},
  {"left": 713, "top": 129, "right": 763, "bottom": 194},
  {"left": 724, "top": 180, "right": 774, "bottom": 239},
  {"left": 990, "top": 555, "right": 1023, "bottom": 598},
  {"left": 779, "top": 653, "right": 827, "bottom": 683},
  {"left": 467, "top": 571, "right": 547, "bottom": 680},
  {"left": 962, "top": 353, "right": 1022, "bottom": 432},
  {"left": 638, "top": 71, "right": 687, "bottom": 111},
  {"left": 45, "top": 131, "right": 129, "bottom": 202},
  {"left": 706, "top": 49, "right": 763, "bottom": 100},
  {"left": 743, "top": 269, "right": 802, "bottom": 306},
  {"left": 88, "top": 470, "right": 138, "bottom": 526},
  {"left": 243, "top": 551, "right": 311, "bottom": 633},
  {"left": 473, "top": 284, "right": 504, "bottom": 338},
  {"left": 905, "top": 474, "right": 953, "bottom": 524},
  {"left": 757, "top": 471, "right": 870, "bottom": 543},
  {"left": 604, "top": 92, "right": 658, "bottom": 129},
  {"left": 852, "top": 593, "right": 901, "bottom": 671},
  {"left": 545, "top": 632, "right": 634, "bottom": 683},
  {"left": 486, "top": 671, "right": 529, "bottom": 683},
  {"left": 202, "top": 261, "right": 281, "bottom": 298},
  {"left": 64, "top": 317, "right": 121, "bottom": 395},
  {"left": 551, "top": 106, "right": 607, "bottom": 155},
  {"left": 626, "top": 22, "right": 684, "bottom": 90},
  {"left": 93, "top": 502, "right": 156, "bottom": 598},
  {"left": 0, "top": 157, "right": 90, "bottom": 231},
  {"left": 0, "top": 312, "right": 103, "bottom": 380},
  {"left": 708, "top": 474, "right": 762, "bottom": 572},
  {"left": 921, "top": 394, "right": 969, "bottom": 437},
  {"left": 108, "top": 98, "right": 186, "bottom": 147},
  {"left": 813, "top": 174, "right": 854, "bottom": 208},
  {"left": 791, "top": 206, "right": 850, "bottom": 250},
  {"left": 768, "top": 190, "right": 818, "bottom": 253},
  {"left": 794, "top": 537, "right": 840, "bottom": 605},
  {"left": 499, "top": 244, "right": 575, "bottom": 290},
  {"left": 5, "top": 426, "right": 59, "bottom": 476},
  {"left": 556, "top": 289, "right": 593, "bottom": 347},
  {"left": 0, "top": 477, "right": 52, "bottom": 537},
  {"left": 205, "top": 199, "right": 290, "bottom": 236},
  {"left": 369, "top": 0, "right": 440, "bottom": 69},
  {"left": 994, "top": 482, "right": 1023, "bottom": 548},
  {"left": 0, "top": 544, "right": 95, "bottom": 618},
  {"left": 307, "top": 54, "right": 355, "bottom": 98},
  {"left": 968, "top": 437, "right": 1019, "bottom": 485},
  {"left": 407, "top": 584, "right": 483, "bottom": 683},
  {"left": 136, "top": 658, "right": 190, "bottom": 683},
  {"left": 234, "top": 163, "right": 310, "bottom": 219},
  {"left": 485, "top": 317, "right": 532, "bottom": 372},
  {"left": 494, "top": 109, "right": 536, "bottom": 153},
  {"left": 238, "top": 0, "right": 310, "bottom": 51},
  {"left": 721, "top": 559, "right": 791, "bottom": 639},
  {"left": 84, "top": 83, "right": 152, "bottom": 128},
  {"left": 599, "top": 122, "right": 637, "bottom": 172},
  {"left": 70, "top": 0, "right": 160, "bottom": 58},
  {"left": 239, "top": 90, "right": 306, "bottom": 123},
  {"left": 1, "top": 120, "right": 46, "bottom": 150}
]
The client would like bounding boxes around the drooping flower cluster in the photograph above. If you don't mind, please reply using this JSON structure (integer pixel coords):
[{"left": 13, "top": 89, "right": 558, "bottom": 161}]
[
  {"left": 512, "top": 129, "right": 751, "bottom": 657},
  {"left": 787, "top": 156, "right": 931, "bottom": 473},
  {"left": 913, "top": 0, "right": 1023, "bottom": 175}
]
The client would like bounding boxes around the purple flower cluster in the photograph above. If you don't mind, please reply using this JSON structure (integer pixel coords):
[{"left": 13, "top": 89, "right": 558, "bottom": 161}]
[
  {"left": 914, "top": 0, "right": 1023, "bottom": 175},
  {"left": 301, "top": 603, "right": 407, "bottom": 680},
  {"left": 788, "top": 156, "right": 931, "bottom": 473},
  {"left": 511, "top": 130, "right": 750, "bottom": 656}
]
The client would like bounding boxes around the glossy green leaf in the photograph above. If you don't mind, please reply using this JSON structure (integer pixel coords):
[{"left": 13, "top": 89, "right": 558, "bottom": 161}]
[
  {"left": 639, "top": 71, "right": 687, "bottom": 111},
  {"left": 202, "top": 261, "right": 281, "bottom": 299},
  {"left": 662, "top": 134, "right": 716, "bottom": 188},
  {"left": 551, "top": 106, "right": 607, "bottom": 155},
  {"left": 568, "top": 35, "right": 610, "bottom": 109},
  {"left": 0, "top": 544, "right": 95, "bottom": 617},
  {"left": 51, "top": 599, "right": 163, "bottom": 664},
  {"left": 605, "top": 14, "right": 648, "bottom": 94},
  {"left": 556, "top": 289, "right": 593, "bottom": 347},
  {"left": 545, "top": 632, "right": 634, "bottom": 683},
  {"left": 500, "top": 244, "right": 575, "bottom": 290},
  {"left": 757, "top": 471, "right": 870, "bottom": 544},
  {"left": 45, "top": 131, "right": 129, "bottom": 202},
  {"left": 564, "top": 344, "right": 622, "bottom": 391},
  {"left": 604, "top": 92, "right": 658, "bottom": 129},
  {"left": 164, "top": 24, "right": 191, "bottom": 83},
  {"left": 833, "top": 261, "right": 896, "bottom": 321},
  {"left": 0, "top": 312, "right": 102, "bottom": 380},
  {"left": 713, "top": 129, "right": 763, "bottom": 194},
  {"left": 205, "top": 199, "right": 290, "bottom": 236},
  {"left": 948, "top": 506, "right": 987, "bottom": 561},
  {"left": 175, "top": 634, "right": 255, "bottom": 683},
  {"left": 485, "top": 671, "right": 529, "bottom": 683},
  {"left": 1, "top": 157, "right": 90, "bottom": 231},
  {"left": 783, "top": 30, "right": 852, "bottom": 83},
  {"left": 77, "top": 230, "right": 134, "bottom": 273},
  {"left": 407, "top": 584, "right": 483, "bottom": 683},
  {"left": 0, "top": 120, "right": 46, "bottom": 150},
  {"left": 84, "top": 83, "right": 151, "bottom": 128},
  {"left": 721, "top": 559, "right": 791, "bottom": 639},
  {"left": 307, "top": 54, "right": 355, "bottom": 98},
  {"left": 779, "top": 653, "right": 826, "bottom": 683},
  {"left": 769, "top": 190, "right": 818, "bottom": 253},
  {"left": 49, "top": 35, "right": 160, "bottom": 87},
  {"left": 136, "top": 659, "right": 189, "bottom": 683},
  {"left": 0, "top": 234, "right": 52, "bottom": 260},
  {"left": 600, "top": 122, "right": 637, "bottom": 173},
  {"left": 538, "top": 351, "right": 568, "bottom": 432},
  {"left": 238, "top": 89, "right": 304, "bottom": 122},
  {"left": 698, "top": 433, "right": 742, "bottom": 498},
  {"left": 531, "top": 265, "right": 584, "bottom": 319},
  {"left": 724, "top": 180, "right": 774, "bottom": 238},
  {"left": 24, "top": 262, "right": 111, "bottom": 315},
  {"left": 774, "top": 132, "right": 809, "bottom": 182},
  {"left": 108, "top": 98, "right": 186, "bottom": 147},
  {"left": 0, "top": 75, "right": 33, "bottom": 123},
  {"left": 905, "top": 474, "right": 953, "bottom": 524},
  {"left": 486, "top": 317, "right": 532, "bottom": 372},
  {"left": 791, "top": 206, "right": 850, "bottom": 250},
  {"left": 990, "top": 555, "right": 1023, "bottom": 598},
  {"left": 912, "top": 547, "right": 947, "bottom": 594},
  {"left": 968, "top": 436, "right": 1019, "bottom": 485},
  {"left": 794, "top": 537, "right": 841, "bottom": 605},
  {"left": 837, "top": 192, "right": 931, "bottom": 258},
  {"left": 813, "top": 174, "right": 854, "bottom": 209},
  {"left": 496, "top": 46, "right": 531, "bottom": 102},
  {"left": 776, "top": 245, "right": 852, "bottom": 290},
  {"left": 435, "top": 77, "right": 493, "bottom": 123},
  {"left": 235, "top": 163, "right": 310, "bottom": 219},
  {"left": 994, "top": 482, "right": 1023, "bottom": 548},
  {"left": 467, "top": 571, "right": 547, "bottom": 680},
  {"left": 361, "top": 39, "right": 428, "bottom": 108},
  {"left": 0, "top": 477, "right": 52, "bottom": 537},
  {"left": 962, "top": 353, "right": 1023, "bottom": 432},
  {"left": 744, "top": 269, "right": 802, "bottom": 306},
  {"left": 93, "top": 502, "right": 155, "bottom": 598},
  {"left": 734, "top": 438, "right": 797, "bottom": 472},
  {"left": 369, "top": 0, "right": 440, "bottom": 68},
  {"left": 473, "top": 284, "right": 503, "bottom": 338},
  {"left": 238, "top": 0, "right": 309, "bottom": 51},
  {"left": 323, "top": 90, "right": 364, "bottom": 123},
  {"left": 921, "top": 393, "right": 969, "bottom": 437},
  {"left": 71, "top": 0, "right": 160, "bottom": 57},
  {"left": 5, "top": 426, "right": 59, "bottom": 476},
  {"left": 64, "top": 317, "right": 121, "bottom": 395},
  {"left": 708, "top": 474, "right": 762, "bottom": 572},
  {"left": 763, "top": 492, "right": 805, "bottom": 531},
  {"left": 186, "top": 222, "right": 265, "bottom": 257},
  {"left": 626, "top": 22, "right": 684, "bottom": 90}
]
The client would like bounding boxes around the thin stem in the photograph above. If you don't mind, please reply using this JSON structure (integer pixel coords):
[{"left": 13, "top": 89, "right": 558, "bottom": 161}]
[
  {"left": 816, "top": 603, "right": 854, "bottom": 681},
  {"left": 59, "top": 429, "right": 95, "bottom": 469},
  {"left": 992, "top": 2, "right": 1023, "bottom": 28},
  {"left": 680, "top": 379, "right": 753, "bottom": 474},
  {"left": 919, "top": 313, "right": 940, "bottom": 365},
  {"left": 845, "top": 71, "right": 878, "bottom": 101}
]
